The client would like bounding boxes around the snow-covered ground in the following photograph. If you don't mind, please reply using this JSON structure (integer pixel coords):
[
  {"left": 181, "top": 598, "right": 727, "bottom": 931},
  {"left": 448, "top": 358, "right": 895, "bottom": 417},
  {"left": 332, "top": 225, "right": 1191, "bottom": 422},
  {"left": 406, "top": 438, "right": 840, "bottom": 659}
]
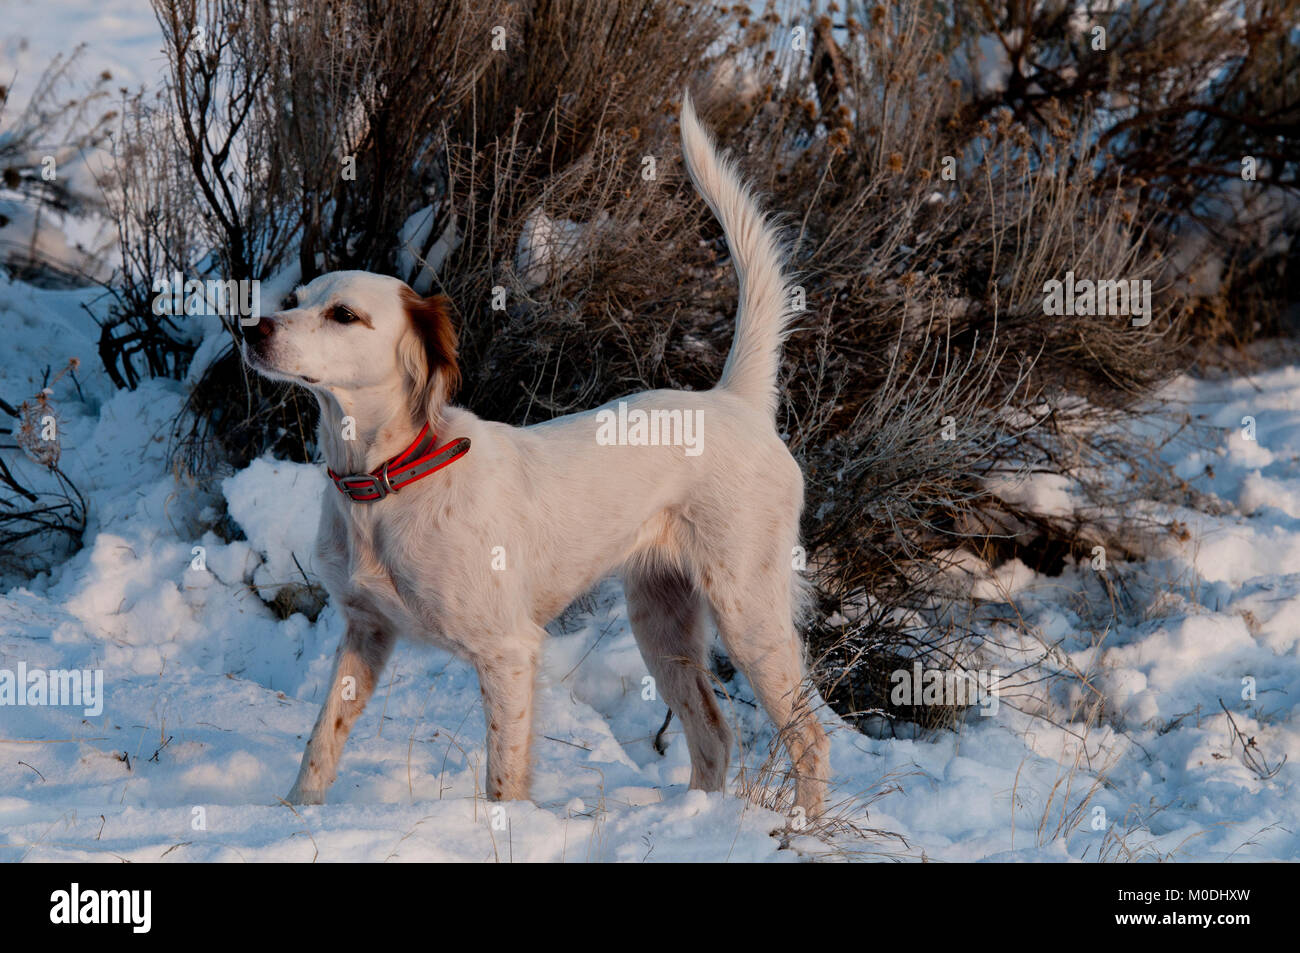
[
  {"left": 2, "top": 1, "right": 1297, "bottom": 863},
  {"left": 1, "top": 271, "right": 1297, "bottom": 862}
]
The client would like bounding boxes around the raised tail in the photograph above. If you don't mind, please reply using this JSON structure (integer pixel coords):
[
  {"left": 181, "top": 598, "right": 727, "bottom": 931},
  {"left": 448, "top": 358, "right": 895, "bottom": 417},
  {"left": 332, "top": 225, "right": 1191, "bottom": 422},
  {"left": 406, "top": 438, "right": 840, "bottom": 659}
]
[{"left": 679, "top": 92, "right": 796, "bottom": 420}]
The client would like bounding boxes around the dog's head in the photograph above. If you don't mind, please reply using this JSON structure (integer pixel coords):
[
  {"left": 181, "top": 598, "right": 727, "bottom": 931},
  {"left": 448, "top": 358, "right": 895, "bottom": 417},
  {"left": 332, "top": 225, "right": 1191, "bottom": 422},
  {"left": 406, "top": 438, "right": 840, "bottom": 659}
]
[{"left": 242, "top": 270, "right": 460, "bottom": 425}]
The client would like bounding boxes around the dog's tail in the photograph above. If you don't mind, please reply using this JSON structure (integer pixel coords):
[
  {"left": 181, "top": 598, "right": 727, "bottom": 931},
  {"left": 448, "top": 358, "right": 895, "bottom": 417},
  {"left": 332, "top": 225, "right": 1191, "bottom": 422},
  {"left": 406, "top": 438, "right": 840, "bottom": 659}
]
[{"left": 679, "top": 92, "right": 795, "bottom": 421}]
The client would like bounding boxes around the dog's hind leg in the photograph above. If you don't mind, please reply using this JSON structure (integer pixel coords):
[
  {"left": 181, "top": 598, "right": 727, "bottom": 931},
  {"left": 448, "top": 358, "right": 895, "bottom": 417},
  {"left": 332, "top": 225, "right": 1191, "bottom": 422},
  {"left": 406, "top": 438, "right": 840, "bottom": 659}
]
[
  {"left": 287, "top": 617, "right": 395, "bottom": 805},
  {"left": 701, "top": 565, "right": 830, "bottom": 820},
  {"left": 624, "top": 566, "right": 731, "bottom": 792}
]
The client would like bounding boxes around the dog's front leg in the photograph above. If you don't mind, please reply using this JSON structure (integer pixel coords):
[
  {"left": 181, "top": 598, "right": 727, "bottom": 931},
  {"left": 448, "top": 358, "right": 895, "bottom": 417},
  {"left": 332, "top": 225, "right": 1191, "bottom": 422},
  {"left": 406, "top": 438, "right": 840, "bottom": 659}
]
[
  {"left": 286, "top": 619, "right": 395, "bottom": 805},
  {"left": 474, "top": 635, "right": 542, "bottom": 802}
]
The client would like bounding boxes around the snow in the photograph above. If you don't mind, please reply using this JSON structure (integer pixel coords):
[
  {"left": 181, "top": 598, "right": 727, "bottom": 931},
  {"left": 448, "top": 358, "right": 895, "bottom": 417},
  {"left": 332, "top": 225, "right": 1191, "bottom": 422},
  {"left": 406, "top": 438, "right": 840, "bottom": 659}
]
[
  {"left": 397, "top": 205, "right": 459, "bottom": 296},
  {"left": 1, "top": 2, "right": 163, "bottom": 119},
  {"left": 1, "top": 1, "right": 1297, "bottom": 863},
  {"left": 513, "top": 207, "right": 609, "bottom": 291}
]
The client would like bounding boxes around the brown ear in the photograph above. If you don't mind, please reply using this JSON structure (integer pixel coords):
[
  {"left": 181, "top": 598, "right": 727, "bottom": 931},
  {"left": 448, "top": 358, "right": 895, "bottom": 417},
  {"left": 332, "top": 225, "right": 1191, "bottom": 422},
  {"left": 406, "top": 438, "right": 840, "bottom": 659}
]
[{"left": 400, "top": 287, "right": 460, "bottom": 423}]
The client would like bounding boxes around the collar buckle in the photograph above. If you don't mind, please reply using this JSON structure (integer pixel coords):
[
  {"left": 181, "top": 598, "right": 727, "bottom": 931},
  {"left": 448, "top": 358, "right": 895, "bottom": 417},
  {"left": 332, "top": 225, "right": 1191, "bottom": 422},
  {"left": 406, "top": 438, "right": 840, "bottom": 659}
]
[{"left": 331, "top": 471, "right": 388, "bottom": 503}]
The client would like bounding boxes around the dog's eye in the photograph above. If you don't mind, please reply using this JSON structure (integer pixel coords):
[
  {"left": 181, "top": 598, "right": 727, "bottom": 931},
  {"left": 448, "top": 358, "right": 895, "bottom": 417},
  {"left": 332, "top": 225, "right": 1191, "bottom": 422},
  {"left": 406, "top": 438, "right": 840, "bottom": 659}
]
[
  {"left": 281, "top": 292, "right": 298, "bottom": 309},
  {"left": 329, "top": 305, "right": 359, "bottom": 324}
]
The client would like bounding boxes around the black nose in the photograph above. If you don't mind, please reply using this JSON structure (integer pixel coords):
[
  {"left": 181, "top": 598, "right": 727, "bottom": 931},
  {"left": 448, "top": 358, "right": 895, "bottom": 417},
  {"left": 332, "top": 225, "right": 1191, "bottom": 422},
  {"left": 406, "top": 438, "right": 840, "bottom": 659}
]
[{"left": 241, "top": 317, "right": 275, "bottom": 341}]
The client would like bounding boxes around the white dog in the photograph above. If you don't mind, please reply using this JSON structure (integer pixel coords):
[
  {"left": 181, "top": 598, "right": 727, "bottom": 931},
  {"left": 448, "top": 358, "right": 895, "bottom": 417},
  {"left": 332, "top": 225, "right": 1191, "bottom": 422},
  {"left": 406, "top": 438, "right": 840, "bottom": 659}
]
[{"left": 242, "top": 94, "right": 830, "bottom": 817}]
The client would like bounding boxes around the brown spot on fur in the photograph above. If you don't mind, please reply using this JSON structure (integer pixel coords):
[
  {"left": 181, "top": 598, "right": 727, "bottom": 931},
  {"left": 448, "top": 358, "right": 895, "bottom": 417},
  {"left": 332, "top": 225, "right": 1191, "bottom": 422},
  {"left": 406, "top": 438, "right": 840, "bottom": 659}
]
[
  {"left": 704, "top": 700, "right": 725, "bottom": 732},
  {"left": 335, "top": 717, "right": 344, "bottom": 732}
]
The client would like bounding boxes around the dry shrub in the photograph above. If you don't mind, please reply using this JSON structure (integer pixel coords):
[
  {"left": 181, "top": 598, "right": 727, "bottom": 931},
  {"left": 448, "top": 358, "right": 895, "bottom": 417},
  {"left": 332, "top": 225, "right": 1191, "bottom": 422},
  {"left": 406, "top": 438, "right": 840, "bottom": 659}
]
[
  {"left": 93, "top": 87, "right": 204, "bottom": 389},
  {"left": 942, "top": 0, "right": 1300, "bottom": 346},
  {"left": 404, "top": 0, "right": 729, "bottom": 420},
  {"left": 0, "top": 49, "right": 116, "bottom": 285},
  {"left": 0, "top": 363, "right": 87, "bottom": 578},
  {"left": 0, "top": 64, "right": 106, "bottom": 576}
]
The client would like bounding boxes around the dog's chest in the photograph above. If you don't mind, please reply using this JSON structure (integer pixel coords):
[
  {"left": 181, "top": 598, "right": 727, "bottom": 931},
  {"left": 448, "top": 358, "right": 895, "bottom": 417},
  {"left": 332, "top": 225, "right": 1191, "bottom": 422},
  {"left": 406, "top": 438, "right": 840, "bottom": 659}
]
[{"left": 340, "top": 505, "right": 476, "bottom": 649}]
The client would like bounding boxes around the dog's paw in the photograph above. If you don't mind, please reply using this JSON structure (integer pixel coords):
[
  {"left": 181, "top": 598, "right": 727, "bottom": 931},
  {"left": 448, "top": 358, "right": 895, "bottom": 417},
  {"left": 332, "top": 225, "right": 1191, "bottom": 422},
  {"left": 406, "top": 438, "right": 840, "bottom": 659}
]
[{"left": 284, "top": 785, "right": 325, "bottom": 806}]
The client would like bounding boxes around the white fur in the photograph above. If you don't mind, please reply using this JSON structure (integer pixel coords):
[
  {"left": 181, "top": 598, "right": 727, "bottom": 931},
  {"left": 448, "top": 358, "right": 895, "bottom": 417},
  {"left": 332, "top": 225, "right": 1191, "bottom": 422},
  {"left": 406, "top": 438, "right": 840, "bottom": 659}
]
[{"left": 244, "top": 93, "right": 830, "bottom": 816}]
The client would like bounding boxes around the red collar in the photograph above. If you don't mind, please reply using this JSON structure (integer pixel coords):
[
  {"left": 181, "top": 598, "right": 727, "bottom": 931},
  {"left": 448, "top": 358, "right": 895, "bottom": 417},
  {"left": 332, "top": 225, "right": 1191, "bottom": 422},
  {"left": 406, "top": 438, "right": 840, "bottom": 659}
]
[{"left": 326, "top": 423, "right": 470, "bottom": 503}]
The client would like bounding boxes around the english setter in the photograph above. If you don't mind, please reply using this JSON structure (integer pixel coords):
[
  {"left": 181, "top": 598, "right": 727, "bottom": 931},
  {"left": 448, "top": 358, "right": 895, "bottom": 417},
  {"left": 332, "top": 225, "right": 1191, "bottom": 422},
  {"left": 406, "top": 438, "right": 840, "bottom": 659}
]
[{"left": 241, "top": 94, "right": 830, "bottom": 818}]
